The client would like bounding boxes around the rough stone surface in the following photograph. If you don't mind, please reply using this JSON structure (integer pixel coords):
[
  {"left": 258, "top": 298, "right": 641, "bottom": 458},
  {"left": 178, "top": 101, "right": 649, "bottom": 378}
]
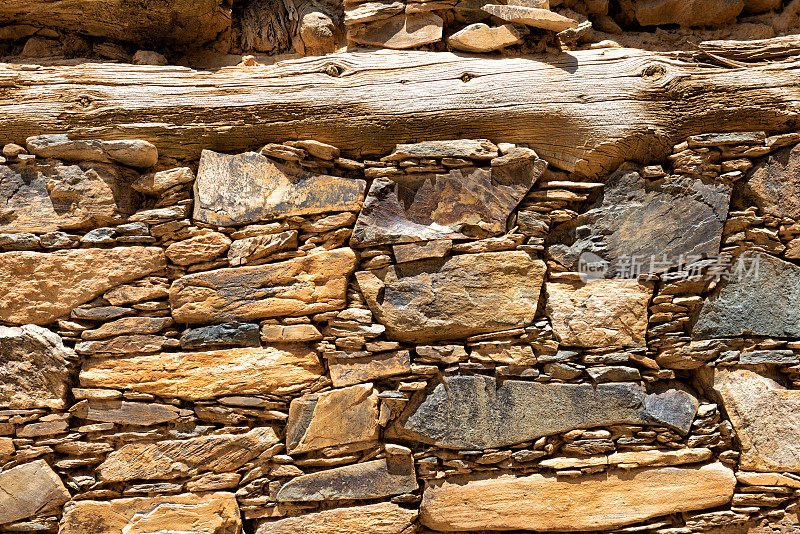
[
  {"left": 481, "top": 4, "right": 578, "bottom": 31},
  {"left": 349, "top": 13, "right": 443, "bottom": 49},
  {"left": 0, "top": 460, "right": 70, "bottom": 525},
  {"left": 180, "top": 322, "right": 261, "bottom": 349},
  {"left": 193, "top": 150, "right": 365, "bottom": 225},
  {"left": 170, "top": 248, "right": 357, "bottom": 324},
  {"left": 59, "top": 493, "right": 241, "bottom": 534},
  {"left": 352, "top": 157, "right": 545, "bottom": 246},
  {"left": 166, "top": 232, "right": 232, "bottom": 265},
  {"left": 25, "top": 135, "right": 158, "bottom": 168},
  {"left": 694, "top": 252, "right": 800, "bottom": 338},
  {"left": 329, "top": 351, "right": 411, "bottom": 387},
  {"left": 391, "top": 375, "right": 699, "bottom": 449},
  {"left": 276, "top": 454, "right": 417, "bottom": 501},
  {"left": 81, "top": 316, "right": 173, "bottom": 340},
  {"left": 356, "top": 251, "right": 545, "bottom": 342},
  {"left": 71, "top": 399, "right": 181, "bottom": 426},
  {"left": 132, "top": 167, "right": 195, "bottom": 195},
  {"left": 548, "top": 167, "right": 732, "bottom": 277},
  {"left": 80, "top": 346, "right": 324, "bottom": 400},
  {"left": 227, "top": 230, "right": 298, "bottom": 266},
  {"left": 546, "top": 278, "right": 652, "bottom": 348},
  {"left": 98, "top": 427, "right": 279, "bottom": 481},
  {"left": 286, "top": 383, "right": 380, "bottom": 454},
  {"left": 447, "top": 23, "right": 525, "bottom": 52},
  {"left": 0, "top": 325, "right": 73, "bottom": 410},
  {"left": 635, "top": 0, "right": 745, "bottom": 27},
  {"left": 420, "top": 463, "right": 736, "bottom": 531},
  {"left": 255, "top": 502, "right": 417, "bottom": 534},
  {"left": 743, "top": 143, "right": 800, "bottom": 219},
  {"left": 0, "top": 246, "right": 166, "bottom": 325},
  {"left": 384, "top": 140, "right": 499, "bottom": 161}
]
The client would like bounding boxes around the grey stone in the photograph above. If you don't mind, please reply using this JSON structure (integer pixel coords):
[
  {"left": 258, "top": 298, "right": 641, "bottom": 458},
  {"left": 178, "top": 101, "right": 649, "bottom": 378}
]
[
  {"left": 694, "top": 252, "right": 800, "bottom": 339},
  {"left": 383, "top": 139, "right": 499, "bottom": 161},
  {"left": 390, "top": 375, "right": 699, "bottom": 449},
  {"left": 0, "top": 460, "right": 70, "bottom": 524},
  {"left": 739, "top": 350, "right": 799, "bottom": 365},
  {"left": 688, "top": 131, "right": 766, "bottom": 147},
  {"left": 0, "top": 233, "right": 40, "bottom": 250},
  {"left": 743, "top": 143, "right": 800, "bottom": 219},
  {"left": 180, "top": 322, "right": 261, "bottom": 350},
  {"left": 81, "top": 227, "right": 116, "bottom": 244},
  {"left": 276, "top": 454, "right": 417, "bottom": 501},
  {"left": 71, "top": 306, "right": 132, "bottom": 321},
  {"left": 548, "top": 166, "right": 731, "bottom": 278}
]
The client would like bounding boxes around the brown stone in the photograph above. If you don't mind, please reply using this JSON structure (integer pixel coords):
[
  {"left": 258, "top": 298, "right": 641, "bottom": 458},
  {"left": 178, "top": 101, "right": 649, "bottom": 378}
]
[
  {"left": 193, "top": 150, "right": 365, "bottom": 225},
  {"left": 59, "top": 492, "right": 241, "bottom": 534},
  {"left": 132, "top": 167, "right": 194, "bottom": 195},
  {"left": 74, "top": 334, "right": 177, "bottom": 355},
  {"left": 447, "top": 23, "right": 525, "bottom": 52},
  {"left": 227, "top": 230, "right": 298, "bottom": 267},
  {"left": 0, "top": 247, "right": 166, "bottom": 325},
  {"left": 546, "top": 278, "right": 652, "bottom": 348},
  {"left": 103, "top": 276, "right": 170, "bottom": 306},
  {"left": 420, "top": 463, "right": 736, "bottom": 531},
  {"left": 98, "top": 427, "right": 279, "bottom": 481},
  {"left": 71, "top": 399, "right": 181, "bottom": 426},
  {"left": 384, "top": 139, "right": 499, "bottom": 161},
  {"left": 634, "top": 0, "right": 744, "bottom": 27},
  {"left": 357, "top": 251, "right": 545, "bottom": 342},
  {"left": 393, "top": 239, "right": 452, "bottom": 263},
  {"left": 349, "top": 13, "right": 443, "bottom": 49},
  {"left": 329, "top": 351, "right": 411, "bottom": 387},
  {"left": 80, "top": 345, "right": 323, "bottom": 400},
  {"left": 166, "top": 232, "right": 232, "bottom": 265},
  {"left": 286, "top": 383, "right": 379, "bottom": 454},
  {"left": 0, "top": 460, "right": 70, "bottom": 524},
  {"left": 481, "top": 4, "right": 578, "bottom": 31},
  {"left": 260, "top": 324, "right": 323, "bottom": 343},
  {"left": 81, "top": 316, "right": 173, "bottom": 340},
  {"left": 170, "top": 248, "right": 357, "bottom": 324},
  {"left": 255, "top": 502, "right": 417, "bottom": 534}
]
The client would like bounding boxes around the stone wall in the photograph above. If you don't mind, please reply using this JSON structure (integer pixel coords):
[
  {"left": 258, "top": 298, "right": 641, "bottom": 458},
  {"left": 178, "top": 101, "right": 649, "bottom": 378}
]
[{"left": 2, "top": 129, "right": 800, "bottom": 533}]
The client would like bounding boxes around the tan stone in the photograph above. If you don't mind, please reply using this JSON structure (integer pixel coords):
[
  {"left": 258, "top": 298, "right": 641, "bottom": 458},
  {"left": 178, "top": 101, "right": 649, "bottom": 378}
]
[
  {"left": 80, "top": 345, "right": 324, "bottom": 400},
  {"left": 98, "top": 427, "right": 279, "bottom": 481},
  {"left": 470, "top": 343, "right": 536, "bottom": 365},
  {"left": 81, "top": 316, "right": 173, "bottom": 340},
  {"left": 104, "top": 276, "right": 169, "bottom": 305},
  {"left": 260, "top": 324, "right": 323, "bottom": 343},
  {"left": 256, "top": 502, "right": 417, "bottom": 534},
  {"left": 71, "top": 399, "right": 181, "bottom": 426},
  {"left": 546, "top": 278, "right": 651, "bottom": 348},
  {"left": 286, "top": 383, "right": 380, "bottom": 454},
  {"left": 59, "top": 492, "right": 241, "bottom": 534},
  {"left": 540, "top": 448, "right": 713, "bottom": 469},
  {"left": 227, "top": 230, "right": 298, "bottom": 267},
  {"left": 349, "top": 13, "right": 443, "bottom": 49},
  {"left": 166, "top": 232, "right": 232, "bottom": 265},
  {"left": 132, "top": 167, "right": 194, "bottom": 195},
  {"left": 481, "top": 4, "right": 578, "bottom": 31},
  {"left": 329, "top": 350, "right": 411, "bottom": 387},
  {"left": 75, "top": 334, "right": 177, "bottom": 355},
  {"left": 0, "top": 247, "right": 166, "bottom": 325},
  {"left": 447, "top": 23, "right": 525, "bottom": 52},
  {"left": 0, "top": 460, "right": 70, "bottom": 524},
  {"left": 421, "top": 463, "right": 736, "bottom": 531},
  {"left": 736, "top": 471, "right": 800, "bottom": 488}
]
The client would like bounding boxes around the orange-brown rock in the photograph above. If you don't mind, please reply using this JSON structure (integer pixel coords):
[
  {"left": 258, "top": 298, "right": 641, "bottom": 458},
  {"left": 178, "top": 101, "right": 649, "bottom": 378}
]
[
  {"left": 0, "top": 247, "right": 166, "bottom": 325},
  {"left": 166, "top": 232, "right": 232, "bottom": 265},
  {"left": 170, "top": 248, "right": 357, "bottom": 324},
  {"left": 80, "top": 345, "right": 323, "bottom": 400},
  {"left": 255, "top": 502, "right": 417, "bottom": 534},
  {"left": 0, "top": 459, "right": 70, "bottom": 525},
  {"left": 420, "top": 463, "right": 736, "bottom": 531}
]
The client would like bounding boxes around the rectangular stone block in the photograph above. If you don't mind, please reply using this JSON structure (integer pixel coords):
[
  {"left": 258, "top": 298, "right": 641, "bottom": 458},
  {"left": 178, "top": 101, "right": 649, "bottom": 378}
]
[{"left": 0, "top": 460, "right": 70, "bottom": 524}]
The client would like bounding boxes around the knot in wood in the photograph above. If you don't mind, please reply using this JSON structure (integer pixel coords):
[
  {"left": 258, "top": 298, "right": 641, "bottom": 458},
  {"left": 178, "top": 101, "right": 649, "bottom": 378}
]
[{"left": 641, "top": 63, "right": 667, "bottom": 81}]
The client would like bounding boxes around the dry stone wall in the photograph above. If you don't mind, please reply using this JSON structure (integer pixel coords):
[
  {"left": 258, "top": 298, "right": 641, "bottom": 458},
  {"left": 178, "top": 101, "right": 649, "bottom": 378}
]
[{"left": 2, "top": 129, "right": 800, "bottom": 534}]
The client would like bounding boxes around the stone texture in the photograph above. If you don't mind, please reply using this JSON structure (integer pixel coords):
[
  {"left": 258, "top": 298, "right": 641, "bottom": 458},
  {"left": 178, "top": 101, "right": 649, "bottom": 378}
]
[
  {"left": 59, "top": 493, "right": 241, "bottom": 534},
  {"left": 25, "top": 135, "right": 158, "bottom": 168},
  {"left": 75, "top": 334, "right": 177, "bottom": 355},
  {"left": 384, "top": 140, "right": 499, "bottom": 161},
  {"left": 71, "top": 399, "right": 181, "bottom": 426},
  {"left": 393, "top": 240, "right": 452, "bottom": 263},
  {"left": 0, "top": 246, "right": 166, "bottom": 325},
  {"left": 391, "top": 374, "right": 698, "bottom": 449},
  {"left": 0, "top": 460, "right": 70, "bottom": 525},
  {"left": 447, "top": 23, "right": 525, "bottom": 52},
  {"left": 276, "top": 454, "right": 417, "bottom": 501},
  {"left": 227, "top": 230, "right": 298, "bottom": 266},
  {"left": 349, "top": 13, "right": 443, "bottom": 49},
  {"left": 286, "top": 383, "right": 379, "bottom": 454},
  {"left": 104, "top": 277, "right": 169, "bottom": 305},
  {"left": 0, "top": 325, "right": 73, "bottom": 410},
  {"left": 0, "top": 160, "right": 138, "bottom": 233},
  {"left": 193, "top": 150, "right": 365, "bottom": 225},
  {"left": 694, "top": 252, "right": 800, "bottom": 338},
  {"left": 329, "top": 351, "right": 411, "bottom": 387},
  {"left": 634, "top": 0, "right": 745, "bottom": 27},
  {"left": 170, "top": 248, "right": 357, "bottom": 324},
  {"left": 166, "top": 232, "right": 232, "bottom": 265},
  {"left": 548, "top": 167, "right": 732, "bottom": 277},
  {"left": 345, "top": 1, "right": 405, "bottom": 24},
  {"left": 352, "top": 157, "right": 545, "bottom": 247},
  {"left": 255, "top": 502, "right": 417, "bottom": 534},
  {"left": 420, "top": 463, "right": 736, "bottom": 531},
  {"left": 180, "top": 322, "right": 261, "bottom": 349},
  {"left": 97, "top": 427, "right": 279, "bottom": 481},
  {"left": 81, "top": 316, "right": 173, "bottom": 340},
  {"left": 481, "top": 4, "right": 578, "bottom": 31},
  {"left": 546, "top": 278, "right": 652, "bottom": 348},
  {"left": 356, "top": 251, "right": 545, "bottom": 342},
  {"left": 132, "top": 167, "right": 194, "bottom": 195},
  {"left": 80, "top": 345, "right": 324, "bottom": 400},
  {"left": 743, "top": 143, "right": 800, "bottom": 219},
  {"left": 711, "top": 368, "right": 800, "bottom": 472}
]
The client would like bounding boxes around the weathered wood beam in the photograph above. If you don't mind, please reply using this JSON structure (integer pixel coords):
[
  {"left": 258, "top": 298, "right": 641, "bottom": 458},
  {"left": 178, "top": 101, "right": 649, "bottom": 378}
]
[{"left": 2, "top": 44, "right": 800, "bottom": 177}]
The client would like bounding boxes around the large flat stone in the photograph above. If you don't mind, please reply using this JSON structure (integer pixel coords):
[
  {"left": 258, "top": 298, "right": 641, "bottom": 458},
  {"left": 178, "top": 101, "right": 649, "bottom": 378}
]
[
  {"left": 193, "top": 150, "right": 365, "bottom": 225},
  {"left": 71, "top": 399, "right": 181, "bottom": 426},
  {"left": 80, "top": 345, "right": 323, "bottom": 400},
  {"left": 348, "top": 13, "right": 443, "bottom": 49},
  {"left": 170, "top": 248, "right": 357, "bottom": 324},
  {"left": 635, "top": 0, "right": 744, "bottom": 27},
  {"left": 0, "top": 247, "right": 166, "bottom": 325},
  {"left": 59, "top": 493, "right": 241, "bottom": 534},
  {"left": 447, "top": 23, "right": 525, "bottom": 52},
  {"left": 711, "top": 368, "right": 800, "bottom": 472},
  {"left": 97, "top": 427, "right": 279, "bottom": 481},
  {"left": 744, "top": 143, "right": 800, "bottom": 219},
  {"left": 255, "top": 503, "right": 417, "bottom": 534},
  {"left": 383, "top": 139, "right": 499, "bottom": 161},
  {"left": 0, "top": 460, "right": 70, "bottom": 525},
  {"left": 546, "top": 278, "right": 652, "bottom": 348},
  {"left": 420, "top": 463, "right": 736, "bottom": 531},
  {"left": 0, "top": 160, "right": 139, "bottom": 233},
  {"left": 356, "top": 251, "right": 545, "bottom": 342},
  {"left": 286, "top": 383, "right": 379, "bottom": 454},
  {"left": 352, "top": 156, "right": 545, "bottom": 247},
  {"left": 276, "top": 454, "right": 417, "bottom": 501},
  {"left": 329, "top": 350, "right": 411, "bottom": 387},
  {"left": 481, "top": 4, "right": 578, "bottom": 31},
  {"left": 694, "top": 251, "right": 800, "bottom": 338},
  {"left": 548, "top": 167, "right": 731, "bottom": 277},
  {"left": 390, "top": 374, "right": 698, "bottom": 449},
  {"left": 0, "top": 325, "right": 73, "bottom": 410}
]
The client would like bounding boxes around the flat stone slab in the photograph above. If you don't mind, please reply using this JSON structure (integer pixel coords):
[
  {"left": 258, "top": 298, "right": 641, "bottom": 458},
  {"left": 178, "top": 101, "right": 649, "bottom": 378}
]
[
  {"left": 0, "top": 460, "right": 70, "bottom": 525},
  {"left": 0, "top": 246, "right": 166, "bottom": 325},
  {"left": 356, "top": 251, "right": 545, "bottom": 342},
  {"left": 744, "top": 142, "right": 800, "bottom": 218},
  {"left": 25, "top": 135, "right": 158, "bottom": 168},
  {"left": 329, "top": 350, "right": 411, "bottom": 387},
  {"left": 634, "top": 0, "right": 744, "bottom": 28},
  {"left": 256, "top": 502, "right": 417, "bottom": 534},
  {"left": 80, "top": 345, "right": 324, "bottom": 400},
  {"left": 383, "top": 139, "right": 498, "bottom": 161},
  {"left": 420, "top": 463, "right": 736, "bottom": 531},
  {"left": 447, "top": 22, "right": 525, "bottom": 52},
  {"left": 481, "top": 4, "right": 578, "bottom": 31},
  {"left": 390, "top": 374, "right": 699, "bottom": 449},
  {"left": 71, "top": 399, "right": 181, "bottom": 426},
  {"left": 170, "top": 248, "right": 357, "bottom": 324},
  {"left": 348, "top": 13, "right": 443, "bottom": 49},
  {"left": 193, "top": 150, "right": 365, "bottom": 225}
]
